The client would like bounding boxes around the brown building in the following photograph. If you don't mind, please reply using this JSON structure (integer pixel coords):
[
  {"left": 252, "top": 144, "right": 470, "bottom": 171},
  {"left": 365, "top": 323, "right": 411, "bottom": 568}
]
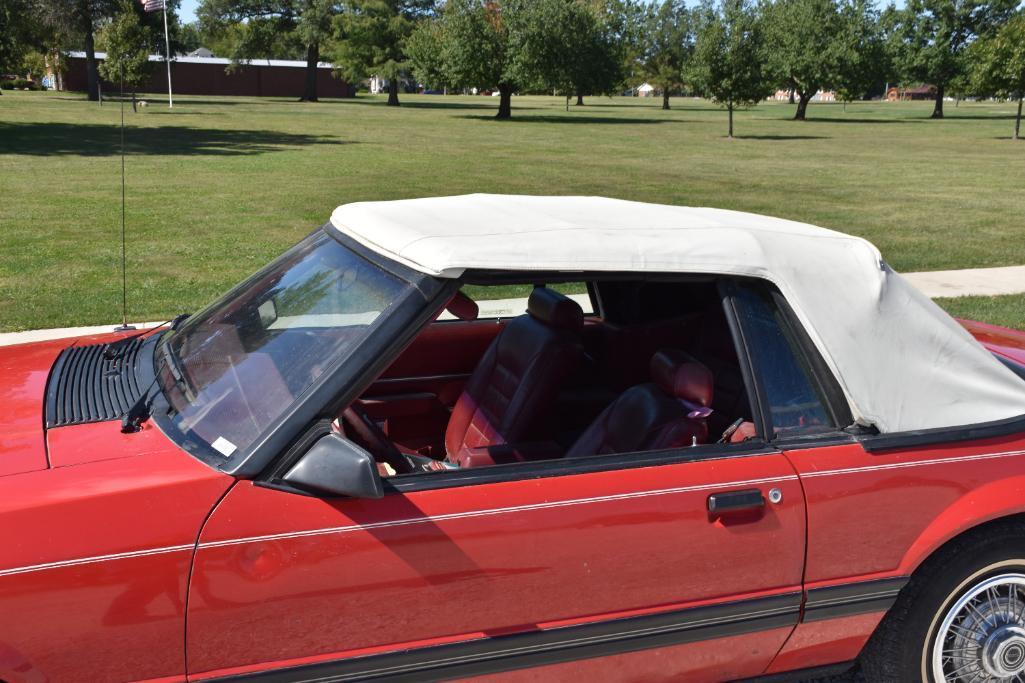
[
  {"left": 64, "top": 52, "right": 355, "bottom": 98},
  {"left": 886, "top": 85, "right": 937, "bottom": 102}
]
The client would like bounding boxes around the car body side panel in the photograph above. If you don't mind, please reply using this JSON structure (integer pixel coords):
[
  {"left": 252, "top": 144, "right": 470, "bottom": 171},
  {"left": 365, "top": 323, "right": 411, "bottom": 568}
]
[
  {"left": 0, "top": 427, "right": 233, "bottom": 683},
  {"left": 186, "top": 454, "right": 805, "bottom": 678},
  {"left": 465, "top": 627, "right": 797, "bottom": 683},
  {"left": 775, "top": 433, "right": 1025, "bottom": 670},
  {"left": 964, "top": 319, "right": 1025, "bottom": 365},
  {"left": 0, "top": 338, "right": 69, "bottom": 477}
]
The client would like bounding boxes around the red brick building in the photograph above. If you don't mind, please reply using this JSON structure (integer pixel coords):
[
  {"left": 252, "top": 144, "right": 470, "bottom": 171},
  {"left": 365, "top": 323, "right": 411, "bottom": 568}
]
[{"left": 64, "top": 52, "right": 355, "bottom": 98}]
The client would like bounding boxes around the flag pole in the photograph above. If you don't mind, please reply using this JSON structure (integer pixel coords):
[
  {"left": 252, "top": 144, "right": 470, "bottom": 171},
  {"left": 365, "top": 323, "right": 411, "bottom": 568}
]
[{"left": 162, "top": 0, "right": 173, "bottom": 108}]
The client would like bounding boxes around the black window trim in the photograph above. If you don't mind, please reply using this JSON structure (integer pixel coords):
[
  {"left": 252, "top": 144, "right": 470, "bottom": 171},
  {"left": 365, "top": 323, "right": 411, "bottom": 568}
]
[{"left": 725, "top": 281, "right": 854, "bottom": 446}]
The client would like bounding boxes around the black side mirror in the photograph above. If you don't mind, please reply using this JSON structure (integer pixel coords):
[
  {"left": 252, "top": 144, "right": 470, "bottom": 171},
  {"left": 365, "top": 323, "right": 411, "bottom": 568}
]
[{"left": 283, "top": 433, "right": 384, "bottom": 499}]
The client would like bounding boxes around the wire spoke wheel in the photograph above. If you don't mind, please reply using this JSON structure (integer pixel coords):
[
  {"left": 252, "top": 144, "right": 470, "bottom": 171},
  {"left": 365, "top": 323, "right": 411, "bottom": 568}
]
[{"left": 933, "top": 574, "right": 1025, "bottom": 682}]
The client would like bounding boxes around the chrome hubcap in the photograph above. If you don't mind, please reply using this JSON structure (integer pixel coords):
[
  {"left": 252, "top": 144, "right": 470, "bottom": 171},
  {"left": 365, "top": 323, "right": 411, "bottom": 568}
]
[{"left": 933, "top": 574, "right": 1025, "bottom": 682}]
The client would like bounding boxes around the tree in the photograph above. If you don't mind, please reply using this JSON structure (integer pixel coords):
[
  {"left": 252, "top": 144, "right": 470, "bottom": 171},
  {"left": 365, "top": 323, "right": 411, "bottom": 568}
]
[
  {"left": 97, "top": 0, "right": 153, "bottom": 95},
  {"left": 691, "top": 0, "right": 771, "bottom": 137},
  {"left": 639, "top": 0, "right": 693, "bottom": 110},
  {"left": 508, "top": 0, "right": 624, "bottom": 108},
  {"left": 405, "top": 11, "right": 448, "bottom": 87},
  {"left": 832, "top": 0, "right": 887, "bottom": 110},
  {"left": 332, "top": 0, "right": 434, "bottom": 106},
  {"left": 409, "top": 0, "right": 516, "bottom": 118},
  {"left": 198, "top": 0, "right": 340, "bottom": 101},
  {"left": 971, "top": 12, "right": 1025, "bottom": 140},
  {"left": 33, "top": 0, "right": 117, "bottom": 100},
  {"left": 887, "top": 0, "right": 1017, "bottom": 119},
  {"left": 0, "top": 0, "right": 33, "bottom": 93}
]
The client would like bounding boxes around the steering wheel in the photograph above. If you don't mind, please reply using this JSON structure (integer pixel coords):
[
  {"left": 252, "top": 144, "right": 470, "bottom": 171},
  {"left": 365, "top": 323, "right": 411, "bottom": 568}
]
[{"left": 341, "top": 404, "right": 415, "bottom": 475}]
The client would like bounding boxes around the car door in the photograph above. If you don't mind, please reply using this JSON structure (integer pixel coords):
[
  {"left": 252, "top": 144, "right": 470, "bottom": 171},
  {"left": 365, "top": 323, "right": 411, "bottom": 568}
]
[
  {"left": 186, "top": 448, "right": 804, "bottom": 682},
  {"left": 184, "top": 284, "right": 809, "bottom": 682}
]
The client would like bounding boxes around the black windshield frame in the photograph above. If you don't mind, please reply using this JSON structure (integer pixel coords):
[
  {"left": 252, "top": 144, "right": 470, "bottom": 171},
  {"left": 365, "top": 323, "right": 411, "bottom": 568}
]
[{"left": 150, "top": 225, "right": 454, "bottom": 476}]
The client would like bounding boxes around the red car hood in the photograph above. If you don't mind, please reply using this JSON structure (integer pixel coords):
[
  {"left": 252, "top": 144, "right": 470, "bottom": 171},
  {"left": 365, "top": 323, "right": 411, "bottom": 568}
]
[{"left": 0, "top": 330, "right": 155, "bottom": 477}]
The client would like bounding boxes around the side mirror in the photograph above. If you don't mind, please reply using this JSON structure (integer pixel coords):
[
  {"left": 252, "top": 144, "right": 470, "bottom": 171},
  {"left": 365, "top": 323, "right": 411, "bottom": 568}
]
[{"left": 283, "top": 433, "right": 384, "bottom": 499}]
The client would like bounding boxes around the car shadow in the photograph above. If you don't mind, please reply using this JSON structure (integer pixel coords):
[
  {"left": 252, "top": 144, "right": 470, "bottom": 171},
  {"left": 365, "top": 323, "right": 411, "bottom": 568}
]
[{"left": 0, "top": 121, "right": 356, "bottom": 156}]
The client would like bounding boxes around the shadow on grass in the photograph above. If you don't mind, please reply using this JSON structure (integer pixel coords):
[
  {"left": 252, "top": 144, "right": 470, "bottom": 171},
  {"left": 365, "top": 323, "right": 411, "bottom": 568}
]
[
  {"left": 457, "top": 114, "right": 669, "bottom": 124},
  {"left": 326, "top": 97, "right": 545, "bottom": 111},
  {"left": 792, "top": 117, "right": 922, "bottom": 124},
  {"left": 0, "top": 122, "right": 355, "bottom": 156},
  {"left": 739, "top": 134, "right": 829, "bottom": 140}
]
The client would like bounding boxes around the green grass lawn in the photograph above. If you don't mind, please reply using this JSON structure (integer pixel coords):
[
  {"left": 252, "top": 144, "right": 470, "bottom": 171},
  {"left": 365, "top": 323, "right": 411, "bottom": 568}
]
[{"left": 1, "top": 90, "right": 1023, "bottom": 331}]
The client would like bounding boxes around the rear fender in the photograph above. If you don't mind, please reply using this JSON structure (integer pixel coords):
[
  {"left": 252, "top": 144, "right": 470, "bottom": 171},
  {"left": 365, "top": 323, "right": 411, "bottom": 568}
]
[{"left": 898, "top": 475, "right": 1025, "bottom": 576}]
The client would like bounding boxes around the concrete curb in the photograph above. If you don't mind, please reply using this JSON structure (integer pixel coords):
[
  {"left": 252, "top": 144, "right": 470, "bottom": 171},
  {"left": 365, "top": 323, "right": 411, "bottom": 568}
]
[{"left": 2, "top": 271, "right": 1022, "bottom": 348}]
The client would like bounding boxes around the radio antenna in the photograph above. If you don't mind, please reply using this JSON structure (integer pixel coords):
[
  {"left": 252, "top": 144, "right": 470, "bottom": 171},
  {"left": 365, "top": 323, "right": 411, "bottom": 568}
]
[{"left": 115, "top": 65, "right": 135, "bottom": 332}]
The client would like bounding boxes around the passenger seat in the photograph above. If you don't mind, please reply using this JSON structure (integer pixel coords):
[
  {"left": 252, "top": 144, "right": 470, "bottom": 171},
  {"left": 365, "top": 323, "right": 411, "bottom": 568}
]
[{"left": 565, "top": 350, "right": 713, "bottom": 457}]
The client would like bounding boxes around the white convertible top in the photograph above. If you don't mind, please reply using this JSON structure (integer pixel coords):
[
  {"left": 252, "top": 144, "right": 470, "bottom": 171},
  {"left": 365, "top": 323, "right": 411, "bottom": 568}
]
[{"left": 331, "top": 194, "right": 1025, "bottom": 434}]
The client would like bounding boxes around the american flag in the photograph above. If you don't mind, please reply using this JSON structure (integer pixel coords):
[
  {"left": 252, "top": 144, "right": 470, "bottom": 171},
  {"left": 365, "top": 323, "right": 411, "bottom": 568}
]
[{"left": 141, "top": 0, "right": 165, "bottom": 11}]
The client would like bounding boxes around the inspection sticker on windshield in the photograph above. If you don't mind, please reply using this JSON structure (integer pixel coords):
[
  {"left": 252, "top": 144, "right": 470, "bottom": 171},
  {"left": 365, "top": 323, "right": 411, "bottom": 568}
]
[{"left": 211, "top": 437, "right": 237, "bottom": 457}]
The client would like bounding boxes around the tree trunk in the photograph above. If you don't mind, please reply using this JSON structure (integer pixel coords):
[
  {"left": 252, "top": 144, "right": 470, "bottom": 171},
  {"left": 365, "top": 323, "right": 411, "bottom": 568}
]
[
  {"left": 82, "top": 1, "right": 99, "bottom": 102},
  {"left": 788, "top": 88, "right": 795, "bottom": 104},
  {"left": 387, "top": 78, "right": 400, "bottom": 106},
  {"left": 575, "top": 90, "right": 584, "bottom": 106},
  {"left": 728, "top": 103, "right": 734, "bottom": 138},
  {"left": 1015, "top": 96, "right": 1023, "bottom": 141},
  {"left": 496, "top": 83, "right": 512, "bottom": 119},
  {"left": 931, "top": 83, "right": 944, "bottom": 119},
  {"left": 300, "top": 43, "right": 319, "bottom": 102},
  {"left": 794, "top": 91, "right": 812, "bottom": 120},
  {"left": 662, "top": 91, "right": 670, "bottom": 110}
]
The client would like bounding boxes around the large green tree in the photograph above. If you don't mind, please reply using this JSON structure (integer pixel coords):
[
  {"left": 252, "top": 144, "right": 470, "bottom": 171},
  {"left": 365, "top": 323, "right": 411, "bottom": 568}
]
[
  {"left": 0, "top": 0, "right": 33, "bottom": 91},
  {"left": 198, "top": 0, "right": 340, "bottom": 101},
  {"left": 887, "top": 0, "right": 1017, "bottom": 119},
  {"left": 762, "top": 0, "right": 880, "bottom": 120},
  {"left": 409, "top": 0, "right": 516, "bottom": 118},
  {"left": 971, "top": 12, "right": 1025, "bottom": 140},
  {"left": 33, "top": 0, "right": 117, "bottom": 100},
  {"left": 639, "top": 0, "right": 693, "bottom": 110},
  {"left": 97, "top": 0, "right": 153, "bottom": 92},
  {"left": 691, "top": 0, "right": 771, "bottom": 137},
  {"left": 332, "top": 0, "right": 435, "bottom": 106},
  {"left": 509, "top": 0, "right": 624, "bottom": 107}
]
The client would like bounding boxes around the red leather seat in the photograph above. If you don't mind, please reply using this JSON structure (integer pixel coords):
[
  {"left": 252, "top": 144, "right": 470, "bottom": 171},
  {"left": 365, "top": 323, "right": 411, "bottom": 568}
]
[
  {"left": 565, "top": 350, "right": 714, "bottom": 458},
  {"left": 445, "top": 288, "right": 584, "bottom": 457}
]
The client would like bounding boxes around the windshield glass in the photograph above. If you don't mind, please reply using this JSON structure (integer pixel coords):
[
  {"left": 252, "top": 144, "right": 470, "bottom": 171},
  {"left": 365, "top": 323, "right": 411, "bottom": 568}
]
[{"left": 156, "top": 231, "right": 411, "bottom": 459}]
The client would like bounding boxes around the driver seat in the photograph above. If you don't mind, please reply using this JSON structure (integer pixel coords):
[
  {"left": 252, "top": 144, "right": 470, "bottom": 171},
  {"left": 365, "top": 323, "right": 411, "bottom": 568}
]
[{"left": 445, "top": 287, "right": 584, "bottom": 458}]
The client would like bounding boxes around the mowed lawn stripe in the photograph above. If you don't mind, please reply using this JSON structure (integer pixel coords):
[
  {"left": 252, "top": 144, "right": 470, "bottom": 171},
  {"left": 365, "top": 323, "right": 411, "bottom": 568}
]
[{"left": 1, "top": 91, "right": 1023, "bottom": 331}]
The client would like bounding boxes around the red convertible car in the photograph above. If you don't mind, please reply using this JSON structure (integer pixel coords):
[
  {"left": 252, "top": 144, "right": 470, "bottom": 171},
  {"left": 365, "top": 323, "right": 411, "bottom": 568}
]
[{"left": 4, "top": 195, "right": 1025, "bottom": 683}]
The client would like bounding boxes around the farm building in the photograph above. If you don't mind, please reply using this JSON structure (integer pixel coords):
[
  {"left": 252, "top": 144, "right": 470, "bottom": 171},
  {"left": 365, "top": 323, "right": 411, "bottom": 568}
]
[{"left": 63, "top": 52, "right": 356, "bottom": 99}]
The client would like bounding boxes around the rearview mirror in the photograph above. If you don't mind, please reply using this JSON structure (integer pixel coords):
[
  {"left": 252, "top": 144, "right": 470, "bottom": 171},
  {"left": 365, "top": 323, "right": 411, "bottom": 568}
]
[{"left": 283, "top": 433, "right": 384, "bottom": 499}]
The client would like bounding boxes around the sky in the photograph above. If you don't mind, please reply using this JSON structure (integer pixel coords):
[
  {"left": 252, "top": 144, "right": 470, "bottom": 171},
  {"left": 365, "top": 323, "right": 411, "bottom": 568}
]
[{"left": 180, "top": 0, "right": 199, "bottom": 23}]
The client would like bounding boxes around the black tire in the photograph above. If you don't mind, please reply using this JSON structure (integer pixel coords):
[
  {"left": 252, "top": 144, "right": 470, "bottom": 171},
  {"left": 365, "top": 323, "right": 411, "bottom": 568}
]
[{"left": 861, "top": 519, "right": 1025, "bottom": 682}]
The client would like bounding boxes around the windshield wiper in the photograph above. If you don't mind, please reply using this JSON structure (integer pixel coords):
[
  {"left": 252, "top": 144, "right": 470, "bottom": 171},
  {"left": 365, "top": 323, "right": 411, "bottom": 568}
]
[
  {"left": 122, "top": 330, "right": 194, "bottom": 434},
  {"left": 103, "top": 313, "right": 189, "bottom": 361}
]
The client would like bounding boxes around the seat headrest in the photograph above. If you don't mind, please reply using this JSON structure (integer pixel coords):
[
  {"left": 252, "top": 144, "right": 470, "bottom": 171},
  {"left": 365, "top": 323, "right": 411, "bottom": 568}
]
[
  {"left": 650, "top": 350, "right": 713, "bottom": 407},
  {"left": 527, "top": 288, "right": 584, "bottom": 332},
  {"left": 445, "top": 291, "right": 479, "bottom": 321}
]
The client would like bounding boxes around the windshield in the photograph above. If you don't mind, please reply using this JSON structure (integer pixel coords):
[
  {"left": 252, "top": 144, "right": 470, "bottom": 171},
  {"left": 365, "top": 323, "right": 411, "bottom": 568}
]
[{"left": 156, "top": 230, "right": 411, "bottom": 459}]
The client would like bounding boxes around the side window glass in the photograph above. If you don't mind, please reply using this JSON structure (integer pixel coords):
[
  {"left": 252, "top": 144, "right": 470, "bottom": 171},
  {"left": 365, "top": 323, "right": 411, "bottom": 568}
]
[
  {"left": 459, "top": 283, "right": 593, "bottom": 318},
  {"left": 734, "top": 287, "right": 835, "bottom": 437}
]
